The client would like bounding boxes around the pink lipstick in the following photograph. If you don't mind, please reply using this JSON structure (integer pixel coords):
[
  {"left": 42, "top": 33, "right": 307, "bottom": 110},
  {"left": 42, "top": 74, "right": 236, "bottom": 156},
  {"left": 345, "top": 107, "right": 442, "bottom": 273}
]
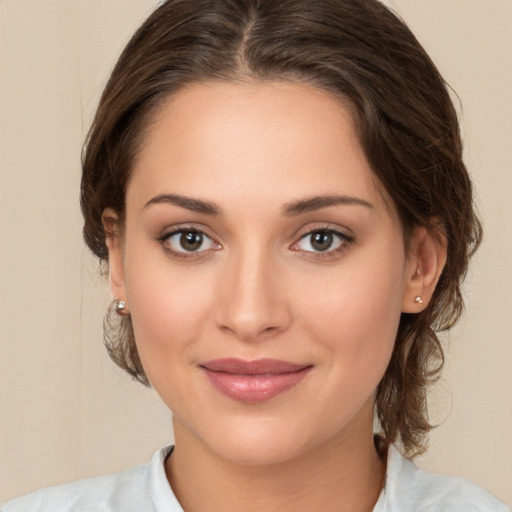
[{"left": 199, "top": 358, "right": 313, "bottom": 403}]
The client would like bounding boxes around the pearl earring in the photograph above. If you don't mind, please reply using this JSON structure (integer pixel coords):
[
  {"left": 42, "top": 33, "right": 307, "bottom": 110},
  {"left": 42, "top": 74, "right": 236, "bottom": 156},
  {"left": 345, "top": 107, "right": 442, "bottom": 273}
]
[
  {"left": 414, "top": 296, "right": 423, "bottom": 305},
  {"left": 115, "top": 298, "right": 127, "bottom": 312}
]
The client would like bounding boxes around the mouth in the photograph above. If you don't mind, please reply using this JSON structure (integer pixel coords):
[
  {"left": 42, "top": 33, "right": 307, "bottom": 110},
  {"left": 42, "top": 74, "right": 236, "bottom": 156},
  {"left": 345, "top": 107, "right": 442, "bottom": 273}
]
[{"left": 199, "top": 358, "right": 313, "bottom": 403}]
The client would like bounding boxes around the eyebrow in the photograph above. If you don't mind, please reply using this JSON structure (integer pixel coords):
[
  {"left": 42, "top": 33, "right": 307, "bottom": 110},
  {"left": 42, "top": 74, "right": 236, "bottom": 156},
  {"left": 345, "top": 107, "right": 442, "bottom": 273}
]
[
  {"left": 283, "top": 194, "right": 374, "bottom": 216},
  {"left": 144, "top": 193, "right": 373, "bottom": 216},
  {"left": 144, "top": 194, "right": 221, "bottom": 215}
]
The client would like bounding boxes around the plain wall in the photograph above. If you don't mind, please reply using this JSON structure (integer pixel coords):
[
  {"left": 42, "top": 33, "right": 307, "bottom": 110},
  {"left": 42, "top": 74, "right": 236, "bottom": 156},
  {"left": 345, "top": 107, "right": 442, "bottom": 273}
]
[{"left": 1, "top": 0, "right": 511, "bottom": 505}]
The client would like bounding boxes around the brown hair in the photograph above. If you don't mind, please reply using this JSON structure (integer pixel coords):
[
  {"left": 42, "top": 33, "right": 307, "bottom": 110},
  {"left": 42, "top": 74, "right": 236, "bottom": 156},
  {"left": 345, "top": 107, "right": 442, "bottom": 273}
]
[{"left": 81, "top": 0, "right": 481, "bottom": 457}]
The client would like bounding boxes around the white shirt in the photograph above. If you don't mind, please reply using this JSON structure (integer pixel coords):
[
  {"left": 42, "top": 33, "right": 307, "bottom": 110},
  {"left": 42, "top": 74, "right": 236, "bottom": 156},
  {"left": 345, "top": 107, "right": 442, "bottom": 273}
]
[{"left": 2, "top": 445, "right": 508, "bottom": 511}]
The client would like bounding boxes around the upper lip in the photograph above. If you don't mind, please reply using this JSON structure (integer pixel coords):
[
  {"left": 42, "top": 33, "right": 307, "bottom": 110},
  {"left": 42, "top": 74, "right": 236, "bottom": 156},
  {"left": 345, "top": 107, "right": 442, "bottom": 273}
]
[{"left": 199, "top": 358, "right": 311, "bottom": 375}]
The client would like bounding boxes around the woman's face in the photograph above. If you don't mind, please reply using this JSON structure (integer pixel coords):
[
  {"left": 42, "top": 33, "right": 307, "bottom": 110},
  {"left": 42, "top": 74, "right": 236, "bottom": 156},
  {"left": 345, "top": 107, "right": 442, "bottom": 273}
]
[{"left": 108, "top": 81, "right": 422, "bottom": 464}]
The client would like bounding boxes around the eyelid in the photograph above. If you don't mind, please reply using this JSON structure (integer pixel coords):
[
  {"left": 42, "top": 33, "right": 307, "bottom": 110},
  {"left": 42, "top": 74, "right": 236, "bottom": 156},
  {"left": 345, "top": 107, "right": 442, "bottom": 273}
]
[
  {"left": 157, "top": 222, "right": 218, "bottom": 242},
  {"left": 296, "top": 224, "right": 354, "bottom": 243},
  {"left": 157, "top": 224, "right": 222, "bottom": 258},
  {"left": 155, "top": 223, "right": 354, "bottom": 260},
  {"left": 290, "top": 225, "right": 355, "bottom": 257}
]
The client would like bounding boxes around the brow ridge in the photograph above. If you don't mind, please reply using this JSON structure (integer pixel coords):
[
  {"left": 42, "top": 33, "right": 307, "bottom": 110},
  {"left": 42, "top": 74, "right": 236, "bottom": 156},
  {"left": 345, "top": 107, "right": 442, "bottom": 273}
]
[
  {"left": 144, "top": 194, "right": 221, "bottom": 215},
  {"left": 283, "top": 194, "right": 374, "bottom": 216},
  {"left": 144, "top": 193, "right": 372, "bottom": 216}
]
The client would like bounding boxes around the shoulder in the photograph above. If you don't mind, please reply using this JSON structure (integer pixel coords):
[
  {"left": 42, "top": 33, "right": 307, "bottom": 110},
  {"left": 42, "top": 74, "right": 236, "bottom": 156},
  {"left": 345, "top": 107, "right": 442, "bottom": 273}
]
[
  {"left": 375, "top": 445, "right": 510, "bottom": 512},
  {"left": 1, "top": 464, "right": 151, "bottom": 512},
  {"left": 1, "top": 447, "right": 176, "bottom": 512}
]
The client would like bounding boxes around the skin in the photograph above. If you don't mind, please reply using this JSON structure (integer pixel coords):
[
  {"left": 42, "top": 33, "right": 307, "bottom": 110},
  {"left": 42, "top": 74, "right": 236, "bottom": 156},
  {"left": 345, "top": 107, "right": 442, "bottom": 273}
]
[{"left": 105, "top": 81, "right": 446, "bottom": 512}]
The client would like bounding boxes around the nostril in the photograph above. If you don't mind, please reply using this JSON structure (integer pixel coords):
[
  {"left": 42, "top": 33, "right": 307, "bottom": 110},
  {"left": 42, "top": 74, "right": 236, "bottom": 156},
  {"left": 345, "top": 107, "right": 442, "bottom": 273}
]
[{"left": 214, "top": 264, "right": 292, "bottom": 341}]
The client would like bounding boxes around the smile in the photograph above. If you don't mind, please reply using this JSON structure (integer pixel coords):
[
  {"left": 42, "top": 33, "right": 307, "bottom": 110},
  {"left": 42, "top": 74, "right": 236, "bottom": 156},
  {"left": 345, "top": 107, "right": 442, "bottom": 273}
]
[{"left": 199, "top": 358, "right": 313, "bottom": 403}]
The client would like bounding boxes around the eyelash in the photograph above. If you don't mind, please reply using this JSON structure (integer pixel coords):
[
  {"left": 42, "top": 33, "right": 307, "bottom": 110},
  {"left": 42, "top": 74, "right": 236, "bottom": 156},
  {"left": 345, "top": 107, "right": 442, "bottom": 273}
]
[
  {"left": 291, "top": 227, "right": 355, "bottom": 260},
  {"left": 157, "top": 225, "right": 220, "bottom": 260},
  {"left": 156, "top": 225, "right": 355, "bottom": 260}
]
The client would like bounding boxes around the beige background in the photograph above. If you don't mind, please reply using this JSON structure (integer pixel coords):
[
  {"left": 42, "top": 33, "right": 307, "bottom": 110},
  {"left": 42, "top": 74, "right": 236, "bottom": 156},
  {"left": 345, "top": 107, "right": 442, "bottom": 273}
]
[{"left": 0, "top": 0, "right": 511, "bottom": 506}]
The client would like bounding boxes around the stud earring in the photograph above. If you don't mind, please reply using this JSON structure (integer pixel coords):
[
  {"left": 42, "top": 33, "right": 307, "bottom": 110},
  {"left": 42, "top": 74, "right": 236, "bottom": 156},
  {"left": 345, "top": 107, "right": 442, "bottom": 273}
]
[
  {"left": 414, "top": 296, "right": 424, "bottom": 305},
  {"left": 115, "top": 298, "right": 127, "bottom": 312}
]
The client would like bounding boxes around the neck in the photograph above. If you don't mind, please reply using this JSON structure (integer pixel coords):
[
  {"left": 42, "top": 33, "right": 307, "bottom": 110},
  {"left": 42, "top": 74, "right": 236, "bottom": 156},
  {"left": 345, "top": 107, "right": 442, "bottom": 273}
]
[{"left": 166, "top": 410, "right": 386, "bottom": 512}]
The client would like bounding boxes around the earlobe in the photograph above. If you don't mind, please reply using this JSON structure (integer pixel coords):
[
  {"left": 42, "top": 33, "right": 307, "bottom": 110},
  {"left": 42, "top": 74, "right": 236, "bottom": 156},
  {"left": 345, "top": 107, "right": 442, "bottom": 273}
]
[
  {"left": 401, "top": 226, "right": 447, "bottom": 313},
  {"left": 102, "top": 208, "right": 126, "bottom": 302}
]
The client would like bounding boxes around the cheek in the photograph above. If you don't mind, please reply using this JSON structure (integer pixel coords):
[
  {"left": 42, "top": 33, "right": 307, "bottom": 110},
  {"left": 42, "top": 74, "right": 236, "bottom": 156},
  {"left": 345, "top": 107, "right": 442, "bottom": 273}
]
[
  {"left": 298, "top": 243, "right": 405, "bottom": 371},
  {"left": 125, "top": 264, "right": 219, "bottom": 406},
  {"left": 123, "top": 244, "right": 216, "bottom": 362}
]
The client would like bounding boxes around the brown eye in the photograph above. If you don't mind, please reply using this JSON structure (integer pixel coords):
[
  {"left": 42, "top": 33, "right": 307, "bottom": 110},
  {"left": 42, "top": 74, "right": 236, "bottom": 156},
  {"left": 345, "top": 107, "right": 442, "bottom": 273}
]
[
  {"left": 293, "top": 229, "right": 350, "bottom": 255},
  {"left": 311, "top": 231, "right": 333, "bottom": 251},
  {"left": 162, "top": 229, "right": 219, "bottom": 255},
  {"left": 180, "top": 231, "right": 203, "bottom": 251}
]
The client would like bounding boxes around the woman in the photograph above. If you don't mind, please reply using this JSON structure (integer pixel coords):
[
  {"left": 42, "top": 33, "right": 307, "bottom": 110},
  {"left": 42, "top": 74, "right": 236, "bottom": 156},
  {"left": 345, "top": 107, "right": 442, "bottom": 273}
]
[{"left": 3, "top": 0, "right": 509, "bottom": 510}]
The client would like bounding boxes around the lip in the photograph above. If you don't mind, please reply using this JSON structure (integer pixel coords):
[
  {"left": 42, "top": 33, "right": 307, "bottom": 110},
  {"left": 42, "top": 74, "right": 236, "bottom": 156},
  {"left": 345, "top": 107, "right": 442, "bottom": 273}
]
[{"left": 199, "top": 358, "right": 313, "bottom": 403}]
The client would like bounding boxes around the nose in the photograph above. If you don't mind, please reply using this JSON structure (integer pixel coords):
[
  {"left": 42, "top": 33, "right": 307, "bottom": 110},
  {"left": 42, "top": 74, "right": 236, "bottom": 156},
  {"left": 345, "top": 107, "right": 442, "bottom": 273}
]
[{"left": 215, "top": 246, "right": 292, "bottom": 342}]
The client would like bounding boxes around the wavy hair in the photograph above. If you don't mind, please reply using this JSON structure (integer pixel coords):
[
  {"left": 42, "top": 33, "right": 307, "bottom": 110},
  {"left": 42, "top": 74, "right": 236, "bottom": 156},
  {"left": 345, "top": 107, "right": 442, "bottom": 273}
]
[{"left": 81, "top": 0, "right": 482, "bottom": 456}]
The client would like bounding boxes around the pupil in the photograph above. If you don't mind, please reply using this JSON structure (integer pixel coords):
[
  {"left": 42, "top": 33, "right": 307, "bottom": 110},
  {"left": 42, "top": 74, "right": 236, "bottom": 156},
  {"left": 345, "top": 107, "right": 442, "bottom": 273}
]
[
  {"left": 180, "top": 231, "right": 203, "bottom": 251},
  {"left": 311, "top": 231, "right": 332, "bottom": 251}
]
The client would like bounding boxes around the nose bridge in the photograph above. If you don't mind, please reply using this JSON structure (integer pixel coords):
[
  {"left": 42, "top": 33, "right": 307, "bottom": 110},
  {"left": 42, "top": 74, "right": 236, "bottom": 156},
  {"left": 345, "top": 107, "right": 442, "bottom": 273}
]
[{"left": 216, "top": 242, "right": 289, "bottom": 341}]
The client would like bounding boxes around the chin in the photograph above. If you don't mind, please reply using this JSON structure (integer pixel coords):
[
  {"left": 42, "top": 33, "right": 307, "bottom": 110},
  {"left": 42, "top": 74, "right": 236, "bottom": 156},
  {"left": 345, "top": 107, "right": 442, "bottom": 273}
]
[
  {"left": 185, "top": 411, "right": 338, "bottom": 467},
  {"left": 210, "top": 432, "right": 311, "bottom": 466}
]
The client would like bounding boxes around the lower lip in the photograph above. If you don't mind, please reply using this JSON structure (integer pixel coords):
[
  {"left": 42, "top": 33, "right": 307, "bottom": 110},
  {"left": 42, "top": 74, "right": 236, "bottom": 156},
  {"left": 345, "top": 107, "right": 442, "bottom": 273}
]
[{"left": 201, "top": 367, "right": 313, "bottom": 403}]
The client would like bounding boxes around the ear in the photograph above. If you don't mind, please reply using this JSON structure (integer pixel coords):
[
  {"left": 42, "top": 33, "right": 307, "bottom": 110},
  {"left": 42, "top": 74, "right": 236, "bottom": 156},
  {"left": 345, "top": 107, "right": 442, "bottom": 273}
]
[
  {"left": 401, "top": 225, "right": 447, "bottom": 313},
  {"left": 102, "top": 208, "right": 127, "bottom": 307}
]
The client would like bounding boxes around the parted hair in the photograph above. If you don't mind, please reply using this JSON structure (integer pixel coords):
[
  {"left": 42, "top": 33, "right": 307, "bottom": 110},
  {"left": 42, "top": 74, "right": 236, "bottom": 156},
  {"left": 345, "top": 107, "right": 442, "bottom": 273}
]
[{"left": 81, "top": 0, "right": 481, "bottom": 457}]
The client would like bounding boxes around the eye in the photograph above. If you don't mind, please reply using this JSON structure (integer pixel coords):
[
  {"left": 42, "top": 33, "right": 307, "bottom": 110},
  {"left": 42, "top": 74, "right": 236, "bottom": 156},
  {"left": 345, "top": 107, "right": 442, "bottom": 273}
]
[
  {"left": 161, "top": 228, "right": 220, "bottom": 255},
  {"left": 292, "top": 228, "right": 352, "bottom": 254}
]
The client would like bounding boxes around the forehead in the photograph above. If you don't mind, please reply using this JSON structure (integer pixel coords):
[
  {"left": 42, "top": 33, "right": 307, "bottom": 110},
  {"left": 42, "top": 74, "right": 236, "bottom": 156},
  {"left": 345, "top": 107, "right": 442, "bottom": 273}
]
[{"left": 128, "top": 81, "right": 389, "bottom": 215}]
